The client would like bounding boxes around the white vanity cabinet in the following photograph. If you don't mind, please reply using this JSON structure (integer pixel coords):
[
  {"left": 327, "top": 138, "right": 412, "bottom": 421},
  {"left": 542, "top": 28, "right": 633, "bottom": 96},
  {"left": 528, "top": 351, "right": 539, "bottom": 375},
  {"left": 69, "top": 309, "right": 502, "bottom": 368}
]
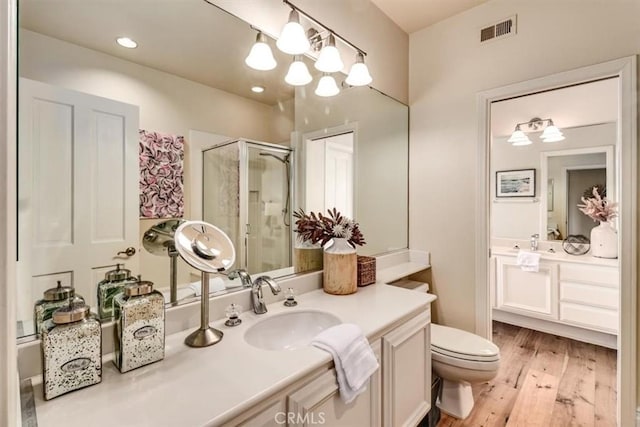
[
  {"left": 494, "top": 256, "right": 559, "bottom": 320},
  {"left": 492, "top": 251, "right": 619, "bottom": 340},
  {"left": 381, "top": 311, "right": 431, "bottom": 427},
  {"left": 287, "top": 340, "right": 382, "bottom": 427},
  {"left": 224, "top": 311, "right": 430, "bottom": 427},
  {"left": 558, "top": 263, "right": 618, "bottom": 333}
]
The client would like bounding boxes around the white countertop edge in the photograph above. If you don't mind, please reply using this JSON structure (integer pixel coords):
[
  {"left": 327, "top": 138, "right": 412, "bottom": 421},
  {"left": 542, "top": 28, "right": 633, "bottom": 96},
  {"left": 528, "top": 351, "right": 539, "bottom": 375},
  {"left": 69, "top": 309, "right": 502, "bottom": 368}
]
[
  {"left": 491, "top": 246, "right": 619, "bottom": 267},
  {"left": 31, "top": 284, "right": 436, "bottom": 427}
]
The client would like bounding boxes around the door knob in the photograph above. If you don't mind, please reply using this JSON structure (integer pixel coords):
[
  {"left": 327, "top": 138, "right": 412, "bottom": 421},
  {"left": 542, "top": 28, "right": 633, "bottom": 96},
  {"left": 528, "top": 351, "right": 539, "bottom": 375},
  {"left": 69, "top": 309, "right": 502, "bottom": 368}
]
[{"left": 117, "top": 247, "right": 136, "bottom": 257}]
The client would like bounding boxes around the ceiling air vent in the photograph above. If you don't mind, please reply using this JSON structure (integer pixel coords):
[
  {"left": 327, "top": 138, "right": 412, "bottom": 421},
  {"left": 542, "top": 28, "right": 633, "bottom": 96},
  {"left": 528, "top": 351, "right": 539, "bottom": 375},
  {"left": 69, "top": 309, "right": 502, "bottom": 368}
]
[{"left": 480, "top": 15, "right": 516, "bottom": 43}]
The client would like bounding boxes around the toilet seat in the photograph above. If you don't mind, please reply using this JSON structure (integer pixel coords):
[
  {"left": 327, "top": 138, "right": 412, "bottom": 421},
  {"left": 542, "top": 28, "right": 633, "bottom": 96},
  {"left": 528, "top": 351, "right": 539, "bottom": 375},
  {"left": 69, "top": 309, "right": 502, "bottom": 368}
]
[{"left": 430, "top": 324, "right": 500, "bottom": 368}]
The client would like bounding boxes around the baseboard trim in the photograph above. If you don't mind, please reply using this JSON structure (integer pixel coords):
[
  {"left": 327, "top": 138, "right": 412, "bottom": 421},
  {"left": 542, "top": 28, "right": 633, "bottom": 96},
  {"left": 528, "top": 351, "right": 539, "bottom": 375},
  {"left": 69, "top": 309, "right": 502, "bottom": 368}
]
[{"left": 492, "top": 309, "right": 617, "bottom": 349}]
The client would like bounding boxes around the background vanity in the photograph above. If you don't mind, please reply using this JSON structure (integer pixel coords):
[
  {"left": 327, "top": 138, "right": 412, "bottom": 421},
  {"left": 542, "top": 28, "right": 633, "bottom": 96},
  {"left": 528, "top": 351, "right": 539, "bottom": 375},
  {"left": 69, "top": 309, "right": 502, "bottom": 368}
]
[{"left": 489, "top": 78, "right": 620, "bottom": 349}]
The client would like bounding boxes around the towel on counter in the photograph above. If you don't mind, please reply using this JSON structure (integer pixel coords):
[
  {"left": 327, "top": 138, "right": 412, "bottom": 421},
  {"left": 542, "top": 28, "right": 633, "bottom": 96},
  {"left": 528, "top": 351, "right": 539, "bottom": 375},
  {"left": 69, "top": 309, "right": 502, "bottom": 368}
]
[
  {"left": 516, "top": 250, "right": 541, "bottom": 272},
  {"left": 311, "top": 323, "right": 379, "bottom": 404}
]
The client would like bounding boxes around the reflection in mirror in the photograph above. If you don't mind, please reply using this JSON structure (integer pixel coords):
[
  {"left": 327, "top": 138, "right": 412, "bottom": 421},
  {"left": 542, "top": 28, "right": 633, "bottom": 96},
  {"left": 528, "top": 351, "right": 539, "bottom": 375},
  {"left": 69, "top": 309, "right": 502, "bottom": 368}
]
[
  {"left": 490, "top": 77, "right": 618, "bottom": 241},
  {"left": 16, "top": 0, "right": 409, "bottom": 339},
  {"left": 540, "top": 145, "right": 614, "bottom": 241}
]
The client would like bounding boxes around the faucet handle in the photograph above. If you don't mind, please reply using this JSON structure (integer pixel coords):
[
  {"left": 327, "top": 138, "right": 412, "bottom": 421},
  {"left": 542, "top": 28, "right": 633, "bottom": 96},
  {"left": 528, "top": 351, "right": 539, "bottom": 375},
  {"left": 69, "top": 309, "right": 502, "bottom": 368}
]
[
  {"left": 224, "top": 303, "right": 242, "bottom": 327},
  {"left": 531, "top": 233, "right": 539, "bottom": 239},
  {"left": 284, "top": 288, "right": 298, "bottom": 307}
]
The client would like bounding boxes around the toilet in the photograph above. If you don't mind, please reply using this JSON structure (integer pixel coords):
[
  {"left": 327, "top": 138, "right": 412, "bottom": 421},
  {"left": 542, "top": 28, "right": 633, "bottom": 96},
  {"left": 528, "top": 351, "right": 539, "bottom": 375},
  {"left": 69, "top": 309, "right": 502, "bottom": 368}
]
[
  {"left": 390, "top": 279, "right": 500, "bottom": 419},
  {"left": 430, "top": 323, "right": 500, "bottom": 419}
]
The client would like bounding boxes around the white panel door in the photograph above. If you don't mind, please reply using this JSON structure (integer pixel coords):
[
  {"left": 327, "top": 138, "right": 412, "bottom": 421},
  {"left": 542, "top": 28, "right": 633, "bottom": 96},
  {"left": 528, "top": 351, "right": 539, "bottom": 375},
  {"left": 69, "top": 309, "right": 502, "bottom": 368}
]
[
  {"left": 18, "top": 78, "right": 139, "bottom": 313},
  {"left": 324, "top": 135, "right": 354, "bottom": 218}
]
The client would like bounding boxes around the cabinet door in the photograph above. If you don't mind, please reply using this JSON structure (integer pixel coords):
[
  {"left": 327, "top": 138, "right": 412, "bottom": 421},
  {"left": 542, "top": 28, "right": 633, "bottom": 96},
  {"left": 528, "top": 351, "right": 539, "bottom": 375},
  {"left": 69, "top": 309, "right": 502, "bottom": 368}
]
[
  {"left": 287, "top": 340, "right": 381, "bottom": 427},
  {"left": 495, "top": 256, "right": 559, "bottom": 320},
  {"left": 382, "top": 311, "right": 431, "bottom": 427}
]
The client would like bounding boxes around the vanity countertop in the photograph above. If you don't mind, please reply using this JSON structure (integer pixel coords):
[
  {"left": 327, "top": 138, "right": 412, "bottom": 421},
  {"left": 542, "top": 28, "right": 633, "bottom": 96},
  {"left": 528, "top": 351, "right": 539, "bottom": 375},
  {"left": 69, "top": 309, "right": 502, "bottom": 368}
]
[
  {"left": 32, "top": 283, "right": 435, "bottom": 427},
  {"left": 491, "top": 246, "right": 619, "bottom": 267}
]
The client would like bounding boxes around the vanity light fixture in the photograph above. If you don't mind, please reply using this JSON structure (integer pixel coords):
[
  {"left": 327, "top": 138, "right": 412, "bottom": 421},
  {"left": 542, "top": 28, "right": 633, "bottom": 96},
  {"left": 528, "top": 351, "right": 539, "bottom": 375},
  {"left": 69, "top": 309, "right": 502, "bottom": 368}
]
[
  {"left": 508, "top": 117, "right": 565, "bottom": 146},
  {"left": 315, "top": 73, "right": 340, "bottom": 97},
  {"left": 276, "top": 10, "right": 310, "bottom": 55},
  {"left": 285, "top": 55, "right": 313, "bottom": 86},
  {"left": 244, "top": 0, "right": 372, "bottom": 97},
  {"left": 345, "top": 52, "right": 372, "bottom": 86},
  {"left": 245, "top": 32, "right": 277, "bottom": 71},
  {"left": 315, "top": 33, "right": 343, "bottom": 73},
  {"left": 540, "top": 119, "right": 565, "bottom": 142},
  {"left": 116, "top": 37, "right": 138, "bottom": 49}
]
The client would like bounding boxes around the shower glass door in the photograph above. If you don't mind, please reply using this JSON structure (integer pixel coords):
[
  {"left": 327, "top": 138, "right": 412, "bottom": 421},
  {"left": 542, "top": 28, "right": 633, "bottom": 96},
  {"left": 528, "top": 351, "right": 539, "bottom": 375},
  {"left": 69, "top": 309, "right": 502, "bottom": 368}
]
[
  {"left": 245, "top": 143, "right": 292, "bottom": 274},
  {"left": 202, "top": 139, "right": 293, "bottom": 275}
]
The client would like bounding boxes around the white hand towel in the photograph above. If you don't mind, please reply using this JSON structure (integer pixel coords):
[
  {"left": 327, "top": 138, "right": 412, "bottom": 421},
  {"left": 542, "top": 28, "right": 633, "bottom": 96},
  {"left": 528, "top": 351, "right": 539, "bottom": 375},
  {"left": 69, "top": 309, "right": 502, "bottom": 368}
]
[
  {"left": 516, "top": 250, "right": 541, "bottom": 272},
  {"left": 311, "top": 323, "right": 379, "bottom": 404}
]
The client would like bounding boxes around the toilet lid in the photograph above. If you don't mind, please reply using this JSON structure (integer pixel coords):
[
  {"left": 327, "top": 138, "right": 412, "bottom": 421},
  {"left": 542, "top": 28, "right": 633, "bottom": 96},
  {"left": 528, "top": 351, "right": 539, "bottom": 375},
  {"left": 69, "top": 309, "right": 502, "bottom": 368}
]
[{"left": 431, "top": 324, "right": 499, "bottom": 362}]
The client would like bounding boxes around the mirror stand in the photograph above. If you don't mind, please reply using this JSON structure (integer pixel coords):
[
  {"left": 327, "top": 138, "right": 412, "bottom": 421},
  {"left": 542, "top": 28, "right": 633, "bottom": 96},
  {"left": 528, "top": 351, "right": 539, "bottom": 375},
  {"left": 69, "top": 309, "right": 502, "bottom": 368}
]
[{"left": 184, "top": 271, "right": 224, "bottom": 347}]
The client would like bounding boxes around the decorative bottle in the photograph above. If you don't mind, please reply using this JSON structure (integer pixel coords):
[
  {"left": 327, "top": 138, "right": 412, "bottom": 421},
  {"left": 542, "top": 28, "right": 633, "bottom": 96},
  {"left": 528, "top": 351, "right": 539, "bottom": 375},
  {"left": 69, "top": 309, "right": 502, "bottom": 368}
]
[
  {"left": 33, "top": 281, "right": 84, "bottom": 335},
  {"left": 41, "top": 300, "right": 102, "bottom": 400},
  {"left": 97, "top": 264, "right": 138, "bottom": 319},
  {"left": 113, "top": 278, "right": 165, "bottom": 373}
]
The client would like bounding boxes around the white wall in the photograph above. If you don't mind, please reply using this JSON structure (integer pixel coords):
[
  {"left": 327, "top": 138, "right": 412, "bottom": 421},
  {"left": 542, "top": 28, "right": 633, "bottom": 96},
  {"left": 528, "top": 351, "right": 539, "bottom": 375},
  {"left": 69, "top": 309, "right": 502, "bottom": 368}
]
[
  {"left": 19, "top": 30, "right": 292, "bottom": 288},
  {"left": 210, "top": 0, "right": 409, "bottom": 103},
  {"left": 295, "top": 86, "right": 409, "bottom": 256},
  {"left": 409, "top": 0, "right": 640, "bottom": 332}
]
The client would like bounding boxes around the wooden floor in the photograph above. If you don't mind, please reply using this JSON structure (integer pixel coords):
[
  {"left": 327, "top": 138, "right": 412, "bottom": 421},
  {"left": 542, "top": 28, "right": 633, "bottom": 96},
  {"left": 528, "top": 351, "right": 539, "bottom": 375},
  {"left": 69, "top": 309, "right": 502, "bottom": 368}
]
[{"left": 437, "top": 322, "right": 617, "bottom": 427}]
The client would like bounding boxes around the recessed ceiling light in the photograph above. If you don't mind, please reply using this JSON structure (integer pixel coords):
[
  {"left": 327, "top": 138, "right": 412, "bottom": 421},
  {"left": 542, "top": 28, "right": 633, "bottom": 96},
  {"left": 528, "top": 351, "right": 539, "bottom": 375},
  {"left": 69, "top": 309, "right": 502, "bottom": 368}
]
[
  {"left": 251, "top": 86, "right": 265, "bottom": 93},
  {"left": 116, "top": 37, "right": 138, "bottom": 49}
]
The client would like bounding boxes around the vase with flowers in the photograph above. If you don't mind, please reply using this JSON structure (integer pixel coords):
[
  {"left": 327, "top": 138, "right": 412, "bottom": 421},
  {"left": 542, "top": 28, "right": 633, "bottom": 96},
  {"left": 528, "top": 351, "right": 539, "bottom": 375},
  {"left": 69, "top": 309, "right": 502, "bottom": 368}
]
[
  {"left": 293, "top": 208, "right": 366, "bottom": 295},
  {"left": 577, "top": 185, "right": 618, "bottom": 258}
]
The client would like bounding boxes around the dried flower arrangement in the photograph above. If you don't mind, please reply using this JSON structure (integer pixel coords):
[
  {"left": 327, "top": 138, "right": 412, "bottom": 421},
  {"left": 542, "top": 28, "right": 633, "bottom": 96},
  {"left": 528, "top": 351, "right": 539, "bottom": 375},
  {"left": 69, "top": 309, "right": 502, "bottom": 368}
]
[
  {"left": 577, "top": 186, "right": 618, "bottom": 223},
  {"left": 293, "top": 208, "right": 366, "bottom": 247}
]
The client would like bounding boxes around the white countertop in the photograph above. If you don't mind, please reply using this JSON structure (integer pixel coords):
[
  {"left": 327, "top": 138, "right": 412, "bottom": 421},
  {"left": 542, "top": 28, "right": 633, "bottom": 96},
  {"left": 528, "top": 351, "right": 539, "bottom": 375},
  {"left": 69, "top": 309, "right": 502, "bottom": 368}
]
[
  {"left": 32, "top": 283, "right": 435, "bottom": 427},
  {"left": 491, "top": 246, "right": 619, "bottom": 267}
]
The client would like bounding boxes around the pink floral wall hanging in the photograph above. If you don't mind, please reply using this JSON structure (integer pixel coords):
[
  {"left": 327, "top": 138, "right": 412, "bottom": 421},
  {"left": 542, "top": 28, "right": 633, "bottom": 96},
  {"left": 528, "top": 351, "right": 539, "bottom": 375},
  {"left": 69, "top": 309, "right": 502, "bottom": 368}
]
[{"left": 139, "top": 130, "right": 185, "bottom": 218}]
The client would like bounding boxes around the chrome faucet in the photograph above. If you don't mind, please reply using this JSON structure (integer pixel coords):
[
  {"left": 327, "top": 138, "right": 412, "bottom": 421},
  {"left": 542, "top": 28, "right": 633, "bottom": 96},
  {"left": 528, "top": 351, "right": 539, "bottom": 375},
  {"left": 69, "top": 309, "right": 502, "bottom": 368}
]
[
  {"left": 530, "top": 233, "right": 539, "bottom": 251},
  {"left": 228, "top": 269, "right": 253, "bottom": 288},
  {"left": 251, "top": 276, "right": 281, "bottom": 314}
]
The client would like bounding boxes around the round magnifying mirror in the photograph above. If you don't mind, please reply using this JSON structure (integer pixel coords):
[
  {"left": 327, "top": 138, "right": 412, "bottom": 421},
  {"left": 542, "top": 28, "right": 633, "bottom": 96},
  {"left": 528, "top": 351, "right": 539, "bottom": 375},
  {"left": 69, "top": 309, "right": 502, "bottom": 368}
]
[{"left": 174, "top": 220, "right": 236, "bottom": 273}]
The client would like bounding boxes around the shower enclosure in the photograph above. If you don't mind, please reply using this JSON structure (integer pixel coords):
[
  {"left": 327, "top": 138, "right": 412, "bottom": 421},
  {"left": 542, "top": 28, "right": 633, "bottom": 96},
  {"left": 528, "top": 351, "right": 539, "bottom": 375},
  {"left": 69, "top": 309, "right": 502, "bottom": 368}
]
[{"left": 202, "top": 139, "right": 293, "bottom": 275}]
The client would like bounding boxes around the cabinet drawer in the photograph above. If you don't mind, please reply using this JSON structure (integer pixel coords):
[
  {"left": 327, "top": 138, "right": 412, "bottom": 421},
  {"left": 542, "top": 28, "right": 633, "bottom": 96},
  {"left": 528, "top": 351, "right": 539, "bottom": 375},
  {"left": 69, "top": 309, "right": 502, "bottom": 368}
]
[
  {"left": 560, "top": 281, "right": 618, "bottom": 310},
  {"left": 560, "top": 302, "right": 618, "bottom": 333},
  {"left": 559, "top": 264, "right": 618, "bottom": 287}
]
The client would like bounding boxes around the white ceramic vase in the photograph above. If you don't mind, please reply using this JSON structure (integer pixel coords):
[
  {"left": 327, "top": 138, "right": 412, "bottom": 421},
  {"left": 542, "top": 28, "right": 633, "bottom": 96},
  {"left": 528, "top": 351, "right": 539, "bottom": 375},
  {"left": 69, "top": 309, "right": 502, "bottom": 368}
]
[
  {"left": 590, "top": 221, "right": 618, "bottom": 259},
  {"left": 322, "top": 238, "right": 357, "bottom": 295}
]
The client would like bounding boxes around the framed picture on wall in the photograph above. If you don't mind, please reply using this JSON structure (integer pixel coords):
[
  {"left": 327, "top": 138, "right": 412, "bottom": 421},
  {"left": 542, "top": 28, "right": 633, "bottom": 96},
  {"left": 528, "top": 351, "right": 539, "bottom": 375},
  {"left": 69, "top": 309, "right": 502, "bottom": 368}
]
[{"left": 496, "top": 169, "right": 536, "bottom": 197}]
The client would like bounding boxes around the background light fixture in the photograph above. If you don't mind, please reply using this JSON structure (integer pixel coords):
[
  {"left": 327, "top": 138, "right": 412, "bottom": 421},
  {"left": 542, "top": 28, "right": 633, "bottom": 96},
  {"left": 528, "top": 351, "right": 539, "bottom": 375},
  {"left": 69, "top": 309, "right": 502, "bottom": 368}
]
[
  {"left": 508, "top": 117, "right": 565, "bottom": 146},
  {"left": 251, "top": 85, "right": 265, "bottom": 93},
  {"left": 345, "top": 52, "right": 372, "bottom": 86},
  {"left": 116, "top": 37, "right": 138, "bottom": 49},
  {"left": 276, "top": 10, "right": 310, "bottom": 55},
  {"left": 314, "top": 33, "right": 343, "bottom": 73},
  {"left": 285, "top": 55, "right": 312, "bottom": 86},
  {"left": 245, "top": 32, "right": 277, "bottom": 71},
  {"left": 540, "top": 119, "right": 565, "bottom": 142},
  {"left": 315, "top": 73, "right": 340, "bottom": 97}
]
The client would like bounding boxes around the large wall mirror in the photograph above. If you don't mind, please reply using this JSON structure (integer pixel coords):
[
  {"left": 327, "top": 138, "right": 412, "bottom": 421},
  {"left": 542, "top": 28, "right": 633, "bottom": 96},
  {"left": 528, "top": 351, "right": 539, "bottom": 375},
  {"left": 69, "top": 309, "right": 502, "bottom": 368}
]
[
  {"left": 16, "top": 0, "right": 409, "bottom": 338},
  {"left": 490, "top": 78, "right": 618, "bottom": 242}
]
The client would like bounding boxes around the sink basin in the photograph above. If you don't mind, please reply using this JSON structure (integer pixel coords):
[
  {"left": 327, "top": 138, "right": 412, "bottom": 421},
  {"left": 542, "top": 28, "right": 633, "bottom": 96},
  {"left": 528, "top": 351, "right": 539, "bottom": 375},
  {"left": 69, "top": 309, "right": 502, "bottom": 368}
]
[{"left": 244, "top": 310, "right": 341, "bottom": 351}]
